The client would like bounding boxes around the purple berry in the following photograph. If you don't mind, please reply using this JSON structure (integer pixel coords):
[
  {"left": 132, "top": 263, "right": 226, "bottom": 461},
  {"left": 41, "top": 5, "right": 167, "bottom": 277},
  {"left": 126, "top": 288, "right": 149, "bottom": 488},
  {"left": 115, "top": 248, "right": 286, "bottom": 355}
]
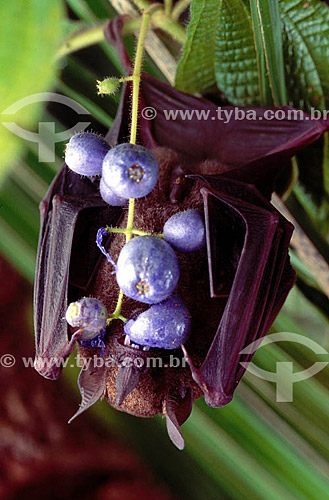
[
  {"left": 163, "top": 209, "right": 206, "bottom": 252},
  {"left": 102, "top": 143, "right": 159, "bottom": 199},
  {"left": 116, "top": 236, "right": 180, "bottom": 304},
  {"left": 65, "top": 132, "right": 109, "bottom": 176},
  {"left": 99, "top": 177, "right": 128, "bottom": 206},
  {"left": 124, "top": 296, "right": 190, "bottom": 349},
  {"left": 65, "top": 297, "right": 107, "bottom": 339}
]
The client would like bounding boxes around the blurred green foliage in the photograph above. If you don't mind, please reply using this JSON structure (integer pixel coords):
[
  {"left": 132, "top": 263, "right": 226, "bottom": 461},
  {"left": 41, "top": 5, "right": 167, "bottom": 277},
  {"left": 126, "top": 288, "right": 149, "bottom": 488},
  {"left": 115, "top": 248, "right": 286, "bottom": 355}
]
[{"left": 0, "top": 0, "right": 64, "bottom": 183}]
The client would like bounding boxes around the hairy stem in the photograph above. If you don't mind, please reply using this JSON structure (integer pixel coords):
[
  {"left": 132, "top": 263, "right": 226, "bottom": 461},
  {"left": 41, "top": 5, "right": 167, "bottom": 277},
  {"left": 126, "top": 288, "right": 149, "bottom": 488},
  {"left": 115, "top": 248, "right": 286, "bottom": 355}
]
[
  {"left": 111, "top": 10, "right": 150, "bottom": 320},
  {"left": 130, "top": 10, "right": 150, "bottom": 145}
]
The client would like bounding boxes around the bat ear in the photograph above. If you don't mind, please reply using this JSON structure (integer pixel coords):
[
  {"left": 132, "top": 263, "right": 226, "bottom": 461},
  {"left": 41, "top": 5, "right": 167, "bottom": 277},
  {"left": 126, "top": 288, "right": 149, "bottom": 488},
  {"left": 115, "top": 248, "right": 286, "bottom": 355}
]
[
  {"left": 68, "top": 364, "right": 106, "bottom": 424},
  {"left": 164, "top": 387, "right": 193, "bottom": 450}
]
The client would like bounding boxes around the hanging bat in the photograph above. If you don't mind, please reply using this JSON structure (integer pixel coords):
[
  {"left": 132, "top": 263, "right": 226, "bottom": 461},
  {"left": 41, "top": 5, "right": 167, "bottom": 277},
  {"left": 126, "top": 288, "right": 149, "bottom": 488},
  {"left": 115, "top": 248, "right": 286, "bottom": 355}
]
[{"left": 32, "top": 16, "right": 329, "bottom": 449}]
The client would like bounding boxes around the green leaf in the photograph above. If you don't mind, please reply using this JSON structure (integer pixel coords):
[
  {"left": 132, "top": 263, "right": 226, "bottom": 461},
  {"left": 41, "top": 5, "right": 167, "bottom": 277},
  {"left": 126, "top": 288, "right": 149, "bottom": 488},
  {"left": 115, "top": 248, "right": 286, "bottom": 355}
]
[
  {"left": 249, "top": 0, "right": 272, "bottom": 105},
  {"left": 250, "top": 0, "right": 287, "bottom": 105},
  {"left": 281, "top": 0, "right": 329, "bottom": 111},
  {"left": 175, "top": 0, "right": 220, "bottom": 93},
  {"left": 176, "top": 0, "right": 260, "bottom": 104},
  {"left": 176, "top": 0, "right": 261, "bottom": 104},
  {"left": 176, "top": 0, "right": 329, "bottom": 110},
  {"left": 214, "top": 0, "right": 259, "bottom": 105},
  {"left": 0, "top": 0, "right": 64, "bottom": 184}
]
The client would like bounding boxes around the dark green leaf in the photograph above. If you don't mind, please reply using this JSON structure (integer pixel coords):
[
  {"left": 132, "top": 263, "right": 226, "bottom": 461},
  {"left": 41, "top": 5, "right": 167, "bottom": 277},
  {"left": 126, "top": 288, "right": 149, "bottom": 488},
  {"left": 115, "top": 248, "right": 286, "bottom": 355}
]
[
  {"left": 176, "top": 0, "right": 329, "bottom": 110},
  {"left": 214, "top": 0, "right": 260, "bottom": 105},
  {"left": 281, "top": 0, "right": 329, "bottom": 111},
  {"left": 251, "top": 0, "right": 287, "bottom": 105},
  {"left": 175, "top": 0, "right": 220, "bottom": 93}
]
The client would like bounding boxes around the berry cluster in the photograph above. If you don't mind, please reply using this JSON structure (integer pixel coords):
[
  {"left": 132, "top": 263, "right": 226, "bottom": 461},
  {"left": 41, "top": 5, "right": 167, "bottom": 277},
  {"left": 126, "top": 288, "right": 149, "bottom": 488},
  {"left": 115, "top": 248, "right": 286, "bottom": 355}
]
[
  {"left": 65, "top": 134, "right": 206, "bottom": 351},
  {"left": 65, "top": 133, "right": 159, "bottom": 206}
]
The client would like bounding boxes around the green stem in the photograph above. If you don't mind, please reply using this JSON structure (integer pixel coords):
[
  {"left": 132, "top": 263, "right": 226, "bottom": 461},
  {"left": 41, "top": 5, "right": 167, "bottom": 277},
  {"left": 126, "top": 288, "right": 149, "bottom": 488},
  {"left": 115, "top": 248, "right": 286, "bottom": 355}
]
[
  {"left": 132, "top": 0, "right": 151, "bottom": 10},
  {"left": 107, "top": 227, "right": 148, "bottom": 236},
  {"left": 56, "top": 7, "right": 186, "bottom": 61},
  {"left": 171, "top": 0, "right": 190, "bottom": 20},
  {"left": 117, "top": 314, "right": 128, "bottom": 322},
  {"left": 109, "top": 10, "right": 150, "bottom": 322},
  {"left": 126, "top": 10, "right": 150, "bottom": 243},
  {"left": 106, "top": 227, "right": 164, "bottom": 238},
  {"left": 56, "top": 23, "right": 105, "bottom": 60},
  {"left": 126, "top": 198, "right": 135, "bottom": 243},
  {"left": 164, "top": 0, "right": 173, "bottom": 16},
  {"left": 152, "top": 12, "right": 186, "bottom": 44},
  {"left": 109, "top": 290, "right": 124, "bottom": 322},
  {"left": 130, "top": 10, "right": 150, "bottom": 145},
  {"left": 119, "top": 76, "right": 134, "bottom": 82}
]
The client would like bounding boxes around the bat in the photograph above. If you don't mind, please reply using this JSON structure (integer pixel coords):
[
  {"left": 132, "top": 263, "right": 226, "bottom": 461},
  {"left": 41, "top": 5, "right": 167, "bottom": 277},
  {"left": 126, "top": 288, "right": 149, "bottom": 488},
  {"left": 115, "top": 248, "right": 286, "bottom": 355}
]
[{"left": 32, "top": 16, "right": 329, "bottom": 449}]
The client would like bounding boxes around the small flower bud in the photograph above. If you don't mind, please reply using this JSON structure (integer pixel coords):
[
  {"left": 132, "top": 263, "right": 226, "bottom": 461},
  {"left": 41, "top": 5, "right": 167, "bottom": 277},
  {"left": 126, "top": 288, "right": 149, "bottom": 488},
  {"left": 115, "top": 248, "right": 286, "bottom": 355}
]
[{"left": 97, "top": 77, "right": 121, "bottom": 95}]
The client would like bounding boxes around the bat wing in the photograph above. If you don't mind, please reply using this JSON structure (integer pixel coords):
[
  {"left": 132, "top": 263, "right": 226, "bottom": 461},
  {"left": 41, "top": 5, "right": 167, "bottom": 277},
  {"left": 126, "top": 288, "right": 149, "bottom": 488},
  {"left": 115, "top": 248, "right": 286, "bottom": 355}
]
[
  {"left": 183, "top": 174, "right": 295, "bottom": 407},
  {"left": 34, "top": 165, "right": 122, "bottom": 380}
]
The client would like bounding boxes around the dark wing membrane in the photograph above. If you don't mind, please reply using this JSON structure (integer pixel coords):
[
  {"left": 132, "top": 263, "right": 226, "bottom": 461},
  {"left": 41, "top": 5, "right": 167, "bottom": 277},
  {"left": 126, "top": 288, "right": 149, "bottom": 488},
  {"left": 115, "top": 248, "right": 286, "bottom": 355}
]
[
  {"left": 183, "top": 175, "right": 295, "bottom": 407},
  {"left": 33, "top": 165, "right": 121, "bottom": 380}
]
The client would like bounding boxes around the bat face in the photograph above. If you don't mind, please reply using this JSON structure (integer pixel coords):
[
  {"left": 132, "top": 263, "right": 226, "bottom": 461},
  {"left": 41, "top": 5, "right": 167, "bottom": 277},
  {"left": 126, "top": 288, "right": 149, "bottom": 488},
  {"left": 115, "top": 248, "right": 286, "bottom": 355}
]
[{"left": 33, "top": 16, "right": 329, "bottom": 449}]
